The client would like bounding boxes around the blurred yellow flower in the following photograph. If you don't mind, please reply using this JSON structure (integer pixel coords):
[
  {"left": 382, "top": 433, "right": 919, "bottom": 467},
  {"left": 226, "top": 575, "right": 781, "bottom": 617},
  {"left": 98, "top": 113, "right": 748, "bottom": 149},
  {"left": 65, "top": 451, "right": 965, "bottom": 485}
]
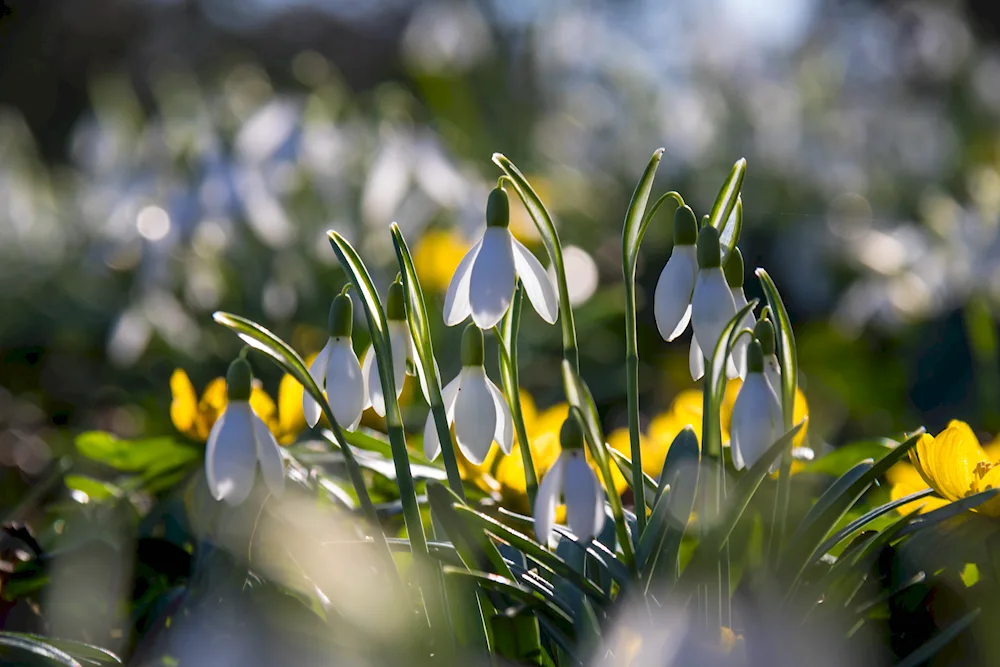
[
  {"left": 170, "top": 367, "right": 305, "bottom": 446},
  {"left": 412, "top": 229, "right": 470, "bottom": 293},
  {"left": 889, "top": 420, "right": 1000, "bottom": 517}
]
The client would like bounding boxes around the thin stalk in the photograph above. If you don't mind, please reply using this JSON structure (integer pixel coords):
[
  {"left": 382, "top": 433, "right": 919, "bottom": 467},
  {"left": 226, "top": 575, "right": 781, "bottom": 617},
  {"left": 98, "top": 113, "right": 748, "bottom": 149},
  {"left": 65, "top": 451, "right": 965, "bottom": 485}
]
[
  {"left": 702, "top": 370, "right": 723, "bottom": 634},
  {"left": 496, "top": 285, "right": 538, "bottom": 508}
]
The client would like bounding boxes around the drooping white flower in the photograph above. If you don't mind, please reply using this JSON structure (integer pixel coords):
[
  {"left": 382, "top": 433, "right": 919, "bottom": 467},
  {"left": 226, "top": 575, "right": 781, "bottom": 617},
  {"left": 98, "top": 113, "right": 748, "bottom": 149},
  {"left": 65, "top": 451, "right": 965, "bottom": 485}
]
[
  {"left": 205, "top": 357, "right": 284, "bottom": 506},
  {"left": 534, "top": 414, "right": 606, "bottom": 545},
  {"left": 653, "top": 206, "right": 698, "bottom": 342},
  {"left": 724, "top": 248, "right": 755, "bottom": 380},
  {"left": 360, "top": 279, "right": 415, "bottom": 417},
  {"left": 688, "top": 332, "right": 738, "bottom": 381},
  {"left": 423, "top": 325, "right": 513, "bottom": 465},
  {"left": 754, "top": 319, "right": 784, "bottom": 408},
  {"left": 304, "top": 293, "right": 365, "bottom": 430},
  {"left": 691, "top": 225, "right": 737, "bottom": 370},
  {"left": 444, "top": 187, "right": 558, "bottom": 330},
  {"left": 730, "top": 341, "right": 783, "bottom": 473}
]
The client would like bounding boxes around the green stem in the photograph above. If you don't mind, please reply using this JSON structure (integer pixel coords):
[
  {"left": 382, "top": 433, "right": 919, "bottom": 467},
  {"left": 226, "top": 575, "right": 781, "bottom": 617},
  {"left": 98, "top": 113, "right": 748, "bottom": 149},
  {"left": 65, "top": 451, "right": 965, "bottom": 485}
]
[{"left": 496, "top": 285, "right": 538, "bottom": 508}]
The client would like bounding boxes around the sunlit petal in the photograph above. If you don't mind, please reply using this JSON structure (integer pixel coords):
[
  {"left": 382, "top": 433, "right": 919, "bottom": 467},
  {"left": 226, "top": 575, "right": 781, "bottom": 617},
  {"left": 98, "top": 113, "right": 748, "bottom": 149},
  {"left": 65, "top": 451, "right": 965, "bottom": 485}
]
[
  {"left": 469, "top": 228, "right": 516, "bottom": 329},
  {"left": 562, "top": 450, "right": 604, "bottom": 541},
  {"left": 169, "top": 369, "right": 199, "bottom": 438},
  {"left": 423, "top": 374, "right": 462, "bottom": 460},
  {"left": 443, "top": 238, "right": 482, "bottom": 326},
  {"left": 691, "top": 268, "right": 737, "bottom": 364},
  {"left": 486, "top": 378, "right": 514, "bottom": 454},
  {"left": 689, "top": 334, "right": 704, "bottom": 381},
  {"left": 654, "top": 246, "right": 697, "bottom": 341},
  {"left": 534, "top": 452, "right": 566, "bottom": 545},
  {"left": 454, "top": 367, "right": 497, "bottom": 464},
  {"left": 730, "top": 374, "right": 781, "bottom": 472},
  {"left": 251, "top": 410, "right": 285, "bottom": 498},
  {"left": 205, "top": 403, "right": 257, "bottom": 506},
  {"left": 303, "top": 340, "right": 331, "bottom": 428},
  {"left": 326, "top": 338, "right": 365, "bottom": 431},
  {"left": 511, "top": 236, "right": 558, "bottom": 324}
]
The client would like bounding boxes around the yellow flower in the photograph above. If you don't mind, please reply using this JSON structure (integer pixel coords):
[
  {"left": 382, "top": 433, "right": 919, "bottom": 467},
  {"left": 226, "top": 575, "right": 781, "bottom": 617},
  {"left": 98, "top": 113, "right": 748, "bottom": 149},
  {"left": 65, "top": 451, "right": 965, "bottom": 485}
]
[
  {"left": 892, "top": 420, "right": 1000, "bottom": 517},
  {"left": 170, "top": 367, "right": 305, "bottom": 445},
  {"left": 412, "top": 229, "right": 470, "bottom": 293}
]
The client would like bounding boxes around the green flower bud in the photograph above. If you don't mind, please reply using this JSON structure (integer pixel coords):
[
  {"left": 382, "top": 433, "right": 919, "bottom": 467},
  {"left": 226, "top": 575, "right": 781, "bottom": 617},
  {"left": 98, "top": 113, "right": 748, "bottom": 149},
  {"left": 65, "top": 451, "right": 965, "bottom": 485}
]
[
  {"left": 754, "top": 319, "right": 775, "bottom": 356},
  {"left": 746, "top": 340, "right": 764, "bottom": 374},
  {"left": 387, "top": 278, "right": 406, "bottom": 321},
  {"left": 723, "top": 247, "right": 744, "bottom": 288},
  {"left": 673, "top": 205, "right": 698, "bottom": 246},
  {"left": 560, "top": 413, "right": 585, "bottom": 452},
  {"left": 486, "top": 187, "right": 510, "bottom": 229},
  {"left": 696, "top": 225, "right": 722, "bottom": 269},
  {"left": 226, "top": 357, "right": 253, "bottom": 401},
  {"left": 328, "top": 293, "right": 353, "bottom": 339},
  {"left": 461, "top": 324, "right": 484, "bottom": 367}
]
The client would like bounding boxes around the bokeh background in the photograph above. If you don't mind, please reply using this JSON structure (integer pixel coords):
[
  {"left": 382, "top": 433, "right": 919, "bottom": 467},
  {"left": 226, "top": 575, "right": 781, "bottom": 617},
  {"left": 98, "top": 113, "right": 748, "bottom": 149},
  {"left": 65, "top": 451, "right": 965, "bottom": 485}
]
[{"left": 3, "top": 0, "right": 1000, "bottom": 500}]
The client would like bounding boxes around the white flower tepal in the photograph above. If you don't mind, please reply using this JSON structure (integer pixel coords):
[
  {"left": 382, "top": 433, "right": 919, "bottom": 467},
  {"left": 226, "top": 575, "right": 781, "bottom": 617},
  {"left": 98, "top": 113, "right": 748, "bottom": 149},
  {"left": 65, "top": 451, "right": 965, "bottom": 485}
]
[
  {"left": 423, "top": 325, "right": 513, "bottom": 465},
  {"left": 730, "top": 341, "right": 783, "bottom": 473},
  {"left": 653, "top": 205, "right": 699, "bottom": 342},
  {"left": 205, "top": 357, "right": 285, "bottom": 506},
  {"left": 304, "top": 293, "right": 365, "bottom": 430},
  {"left": 444, "top": 187, "right": 559, "bottom": 330},
  {"left": 691, "top": 225, "right": 737, "bottom": 367},
  {"left": 534, "top": 414, "right": 607, "bottom": 546}
]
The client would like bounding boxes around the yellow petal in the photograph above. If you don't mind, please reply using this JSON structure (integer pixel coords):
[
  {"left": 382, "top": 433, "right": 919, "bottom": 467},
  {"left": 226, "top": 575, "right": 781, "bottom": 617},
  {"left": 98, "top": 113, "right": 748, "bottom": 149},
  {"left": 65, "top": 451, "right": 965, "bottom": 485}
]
[
  {"left": 169, "top": 369, "right": 200, "bottom": 440},
  {"left": 249, "top": 382, "right": 278, "bottom": 430},
  {"left": 888, "top": 461, "right": 948, "bottom": 515},
  {"left": 972, "top": 461, "right": 1000, "bottom": 517},
  {"left": 924, "top": 422, "right": 984, "bottom": 501},
  {"left": 195, "top": 377, "right": 228, "bottom": 441},
  {"left": 792, "top": 387, "right": 809, "bottom": 446},
  {"left": 517, "top": 390, "right": 538, "bottom": 432},
  {"left": 669, "top": 390, "right": 703, "bottom": 431},
  {"left": 412, "top": 229, "right": 471, "bottom": 294},
  {"left": 601, "top": 428, "right": 632, "bottom": 494},
  {"left": 277, "top": 373, "right": 305, "bottom": 444}
]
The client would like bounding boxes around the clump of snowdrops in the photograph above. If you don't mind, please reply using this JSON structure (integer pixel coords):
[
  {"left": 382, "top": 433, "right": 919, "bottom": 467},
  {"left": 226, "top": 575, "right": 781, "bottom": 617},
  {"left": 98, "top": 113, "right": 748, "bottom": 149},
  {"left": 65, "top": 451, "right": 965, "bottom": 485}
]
[{"left": 21, "top": 151, "right": 1000, "bottom": 667}]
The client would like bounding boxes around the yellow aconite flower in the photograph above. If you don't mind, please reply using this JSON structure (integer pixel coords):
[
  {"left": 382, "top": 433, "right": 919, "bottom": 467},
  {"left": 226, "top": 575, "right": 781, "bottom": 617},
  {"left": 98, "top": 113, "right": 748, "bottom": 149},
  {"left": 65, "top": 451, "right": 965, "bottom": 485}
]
[
  {"left": 413, "top": 229, "right": 470, "bottom": 294},
  {"left": 890, "top": 420, "right": 1000, "bottom": 517},
  {"left": 170, "top": 368, "right": 305, "bottom": 445}
]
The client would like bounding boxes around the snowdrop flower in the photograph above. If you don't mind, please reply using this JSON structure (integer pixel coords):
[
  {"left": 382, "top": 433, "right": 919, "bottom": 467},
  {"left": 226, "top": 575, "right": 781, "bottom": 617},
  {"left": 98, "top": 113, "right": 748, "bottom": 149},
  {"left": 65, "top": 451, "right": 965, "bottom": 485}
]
[
  {"left": 205, "top": 356, "right": 285, "bottom": 505},
  {"left": 534, "top": 413, "right": 606, "bottom": 545},
  {"left": 730, "top": 341, "right": 783, "bottom": 473},
  {"left": 691, "top": 225, "right": 737, "bottom": 372},
  {"left": 360, "top": 278, "right": 415, "bottom": 417},
  {"left": 303, "top": 292, "right": 365, "bottom": 430},
  {"left": 653, "top": 205, "right": 698, "bottom": 342},
  {"left": 725, "top": 248, "right": 755, "bottom": 379},
  {"left": 443, "top": 186, "right": 558, "bottom": 330},
  {"left": 423, "top": 324, "right": 513, "bottom": 465}
]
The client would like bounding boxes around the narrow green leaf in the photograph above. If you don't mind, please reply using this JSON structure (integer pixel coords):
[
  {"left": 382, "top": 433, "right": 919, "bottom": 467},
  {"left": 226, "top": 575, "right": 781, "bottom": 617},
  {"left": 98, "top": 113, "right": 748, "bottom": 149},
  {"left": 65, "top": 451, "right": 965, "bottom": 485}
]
[
  {"left": 491, "top": 613, "right": 543, "bottom": 666},
  {"left": 707, "top": 158, "right": 746, "bottom": 234},
  {"left": 427, "top": 483, "right": 513, "bottom": 579},
  {"left": 798, "top": 439, "right": 897, "bottom": 477},
  {"left": 895, "top": 609, "right": 980, "bottom": 667},
  {"left": 443, "top": 568, "right": 576, "bottom": 637},
  {"left": 814, "top": 488, "right": 935, "bottom": 558},
  {"left": 498, "top": 285, "right": 538, "bottom": 508},
  {"left": 607, "top": 448, "right": 659, "bottom": 510},
  {"left": 703, "top": 299, "right": 760, "bottom": 460},
  {"left": 0, "top": 633, "right": 83, "bottom": 667},
  {"left": 718, "top": 195, "right": 742, "bottom": 260},
  {"left": 390, "top": 223, "right": 465, "bottom": 500},
  {"left": 0, "top": 634, "right": 121, "bottom": 666},
  {"left": 897, "top": 487, "right": 1000, "bottom": 538},
  {"left": 492, "top": 153, "right": 578, "bottom": 370},
  {"left": 452, "top": 505, "right": 610, "bottom": 606},
  {"left": 647, "top": 427, "right": 701, "bottom": 589}
]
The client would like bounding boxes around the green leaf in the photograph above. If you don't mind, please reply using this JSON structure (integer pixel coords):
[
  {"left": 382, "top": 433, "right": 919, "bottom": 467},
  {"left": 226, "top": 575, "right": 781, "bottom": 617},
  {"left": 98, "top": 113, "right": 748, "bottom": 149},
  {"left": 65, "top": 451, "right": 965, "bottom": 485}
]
[
  {"left": 390, "top": 223, "right": 465, "bottom": 500},
  {"left": 0, "top": 633, "right": 84, "bottom": 667},
  {"left": 607, "top": 448, "right": 658, "bottom": 510},
  {"left": 491, "top": 613, "right": 544, "bottom": 666},
  {"left": 0, "top": 634, "right": 121, "bottom": 666},
  {"left": 647, "top": 427, "right": 701, "bottom": 589},
  {"left": 678, "top": 421, "right": 805, "bottom": 586},
  {"left": 492, "top": 153, "right": 578, "bottom": 369},
  {"left": 327, "top": 231, "right": 428, "bottom": 564},
  {"left": 74, "top": 432, "right": 198, "bottom": 474},
  {"left": 622, "top": 149, "right": 666, "bottom": 274},
  {"left": 895, "top": 609, "right": 980, "bottom": 667},
  {"left": 718, "top": 195, "right": 743, "bottom": 260},
  {"left": 897, "top": 487, "right": 1000, "bottom": 538},
  {"left": 781, "top": 430, "right": 926, "bottom": 586},
  {"left": 427, "top": 483, "right": 513, "bottom": 579},
  {"left": 707, "top": 158, "right": 746, "bottom": 237},
  {"left": 814, "top": 488, "right": 935, "bottom": 558},
  {"left": 798, "top": 439, "right": 897, "bottom": 477},
  {"left": 64, "top": 475, "right": 123, "bottom": 503},
  {"left": 452, "top": 504, "right": 610, "bottom": 607},
  {"left": 703, "top": 299, "right": 760, "bottom": 460}
]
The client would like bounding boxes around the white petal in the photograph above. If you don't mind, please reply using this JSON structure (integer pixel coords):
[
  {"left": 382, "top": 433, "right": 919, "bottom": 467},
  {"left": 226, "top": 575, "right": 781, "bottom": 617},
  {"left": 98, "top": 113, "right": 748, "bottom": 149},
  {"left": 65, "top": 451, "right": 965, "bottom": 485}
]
[
  {"left": 511, "top": 236, "right": 558, "bottom": 324},
  {"left": 654, "top": 245, "right": 697, "bottom": 341},
  {"left": 251, "top": 411, "right": 285, "bottom": 497},
  {"left": 534, "top": 453, "right": 566, "bottom": 545},
  {"left": 326, "top": 338, "right": 365, "bottom": 431},
  {"left": 486, "top": 378, "right": 514, "bottom": 454},
  {"left": 563, "top": 451, "right": 604, "bottom": 541},
  {"left": 303, "top": 340, "right": 331, "bottom": 428},
  {"left": 764, "top": 355, "right": 782, "bottom": 400},
  {"left": 205, "top": 403, "right": 257, "bottom": 506},
  {"left": 730, "top": 287, "right": 755, "bottom": 379},
  {"left": 730, "top": 374, "right": 781, "bottom": 472},
  {"left": 453, "top": 366, "right": 497, "bottom": 464},
  {"left": 443, "top": 238, "right": 482, "bottom": 326},
  {"left": 730, "top": 423, "right": 745, "bottom": 471},
  {"left": 423, "top": 374, "right": 461, "bottom": 460},
  {"left": 469, "top": 227, "right": 516, "bottom": 329},
  {"left": 691, "top": 268, "right": 737, "bottom": 366},
  {"left": 689, "top": 333, "right": 705, "bottom": 381},
  {"left": 361, "top": 346, "right": 376, "bottom": 412}
]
